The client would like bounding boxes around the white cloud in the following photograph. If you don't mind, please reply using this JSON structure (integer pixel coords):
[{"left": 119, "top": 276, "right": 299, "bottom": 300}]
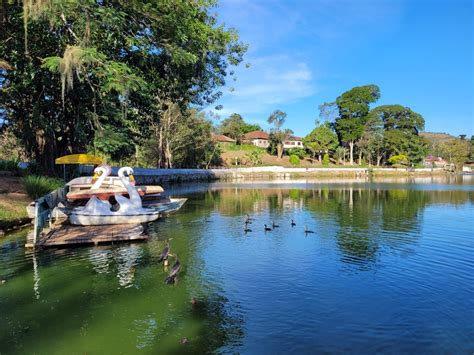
[{"left": 214, "top": 55, "right": 317, "bottom": 117}]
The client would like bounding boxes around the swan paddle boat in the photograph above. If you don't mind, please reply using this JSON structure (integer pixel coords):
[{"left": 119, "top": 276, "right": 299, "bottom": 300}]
[
  {"left": 69, "top": 167, "right": 162, "bottom": 226},
  {"left": 66, "top": 165, "right": 164, "bottom": 201}
]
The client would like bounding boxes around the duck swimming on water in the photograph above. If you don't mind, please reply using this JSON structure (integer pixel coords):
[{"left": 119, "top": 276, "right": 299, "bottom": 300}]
[
  {"left": 272, "top": 221, "right": 280, "bottom": 228},
  {"left": 291, "top": 219, "right": 296, "bottom": 226},
  {"left": 264, "top": 224, "right": 272, "bottom": 231},
  {"left": 157, "top": 242, "right": 170, "bottom": 263},
  {"left": 165, "top": 257, "right": 181, "bottom": 284},
  {"left": 304, "top": 225, "right": 315, "bottom": 234}
]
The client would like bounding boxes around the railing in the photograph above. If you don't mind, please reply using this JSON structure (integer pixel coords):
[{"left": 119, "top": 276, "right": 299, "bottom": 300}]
[{"left": 32, "top": 186, "right": 68, "bottom": 246}]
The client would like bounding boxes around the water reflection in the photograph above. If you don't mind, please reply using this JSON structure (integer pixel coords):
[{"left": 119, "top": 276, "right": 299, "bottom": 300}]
[
  {"left": 1, "top": 179, "right": 472, "bottom": 354},
  {"left": 188, "top": 184, "right": 473, "bottom": 269}
]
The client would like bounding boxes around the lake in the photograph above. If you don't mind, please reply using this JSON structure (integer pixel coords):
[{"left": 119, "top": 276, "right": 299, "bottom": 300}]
[{"left": 1, "top": 177, "right": 473, "bottom": 354}]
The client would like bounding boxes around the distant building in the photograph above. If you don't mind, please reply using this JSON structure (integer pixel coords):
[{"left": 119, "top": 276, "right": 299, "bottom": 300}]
[
  {"left": 283, "top": 136, "right": 304, "bottom": 149},
  {"left": 212, "top": 134, "right": 236, "bottom": 145},
  {"left": 243, "top": 131, "right": 270, "bottom": 148},
  {"left": 424, "top": 155, "right": 447, "bottom": 167}
]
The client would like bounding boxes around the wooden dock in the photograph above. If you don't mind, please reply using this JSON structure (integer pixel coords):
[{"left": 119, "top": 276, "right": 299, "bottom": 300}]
[{"left": 26, "top": 223, "right": 147, "bottom": 248}]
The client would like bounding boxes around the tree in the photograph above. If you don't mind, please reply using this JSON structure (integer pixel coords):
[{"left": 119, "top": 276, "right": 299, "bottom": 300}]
[
  {"left": 362, "top": 111, "right": 385, "bottom": 166},
  {"left": 334, "top": 147, "right": 348, "bottom": 165},
  {"left": 218, "top": 113, "right": 261, "bottom": 143},
  {"left": 1, "top": 1, "right": 247, "bottom": 172},
  {"left": 470, "top": 135, "right": 474, "bottom": 160},
  {"left": 334, "top": 85, "right": 381, "bottom": 165},
  {"left": 441, "top": 139, "right": 470, "bottom": 170},
  {"left": 267, "top": 110, "right": 288, "bottom": 159},
  {"left": 303, "top": 122, "right": 338, "bottom": 163},
  {"left": 370, "top": 105, "right": 426, "bottom": 164}
]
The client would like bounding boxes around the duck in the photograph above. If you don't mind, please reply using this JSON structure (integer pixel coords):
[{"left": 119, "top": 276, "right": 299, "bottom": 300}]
[
  {"left": 304, "top": 225, "right": 315, "bottom": 234},
  {"left": 157, "top": 242, "right": 170, "bottom": 263},
  {"left": 272, "top": 221, "right": 280, "bottom": 228},
  {"left": 244, "top": 226, "right": 252, "bottom": 233},
  {"left": 291, "top": 219, "right": 296, "bottom": 226},
  {"left": 264, "top": 224, "right": 272, "bottom": 231},
  {"left": 165, "top": 257, "right": 181, "bottom": 284}
]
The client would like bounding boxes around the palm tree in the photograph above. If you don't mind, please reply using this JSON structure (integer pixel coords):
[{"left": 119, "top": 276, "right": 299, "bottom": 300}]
[{"left": 334, "top": 146, "right": 348, "bottom": 165}]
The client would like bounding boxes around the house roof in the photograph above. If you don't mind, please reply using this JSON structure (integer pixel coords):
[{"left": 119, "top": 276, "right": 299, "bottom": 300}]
[
  {"left": 287, "top": 136, "right": 302, "bottom": 141},
  {"left": 244, "top": 131, "right": 269, "bottom": 140},
  {"left": 212, "top": 134, "right": 235, "bottom": 143}
]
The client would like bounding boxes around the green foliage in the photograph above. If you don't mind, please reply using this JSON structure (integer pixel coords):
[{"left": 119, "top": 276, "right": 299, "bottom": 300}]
[
  {"left": 22, "top": 175, "right": 64, "bottom": 200},
  {"left": 286, "top": 148, "right": 306, "bottom": 159},
  {"left": 218, "top": 113, "right": 261, "bottom": 143},
  {"left": 334, "top": 85, "right": 380, "bottom": 164},
  {"left": 441, "top": 139, "right": 470, "bottom": 169},
  {"left": 245, "top": 150, "right": 263, "bottom": 166},
  {"left": 388, "top": 154, "right": 409, "bottom": 167},
  {"left": 93, "top": 125, "right": 134, "bottom": 164},
  {"left": 334, "top": 146, "right": 348, "bottom": 164},
  {"left": 0, "top": 160, "right": 20, "bottom": 173},
  {"left": 470, "top": 135, "right": 474, "bottom": 160},
  {"left": 322, "top": 153, "right": 330, "bottom": 167},
  {"left": 303, "top": 122, "right": 338, "bottom": 161},
  {"left": 289, "top": 154, "right": 300, "bottom": 166},
  {"left": 1, "top": 1, "right": 247, "bottom": 172},
  {"left": 222, "top": 144, "right": 263, "bottom": 152},
  {"left": 0, "top": 127, "right": 26, "bottom": 161}
]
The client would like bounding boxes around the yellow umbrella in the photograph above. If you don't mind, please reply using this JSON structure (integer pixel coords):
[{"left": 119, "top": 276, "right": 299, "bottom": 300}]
[
  {"left": 55, "top": 154, "right": 103, "bottom": 165},
  {"left": 55, "top": 154, "right": 103, "bottom": 180}
]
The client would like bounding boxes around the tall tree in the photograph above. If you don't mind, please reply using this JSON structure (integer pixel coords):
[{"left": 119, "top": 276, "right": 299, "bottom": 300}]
[
  {"left": 218, "top": 113, "right": 261, "bottom": 143},
  {"left": 267, "top": 110, "right": 288, "bottom": 159},
  {"left": 370, "top": 105, "right": 426, "bottom": 164},
  {"left": 303, "top": 122, "right": 338, "bottom": 163},
  {"left": 334, "top": 85, "right": 380, "bottom": 165},
  {"left": 441, "top": 139, "right": 470, "bottom": 170},
  {"left": 0, "top": 1, "right": 247, "bottom": 172}
]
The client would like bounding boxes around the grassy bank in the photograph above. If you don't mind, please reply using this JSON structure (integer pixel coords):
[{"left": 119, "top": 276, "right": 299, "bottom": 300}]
[{"left": 0, "top": 193, "right": 30, "bottom": 232}]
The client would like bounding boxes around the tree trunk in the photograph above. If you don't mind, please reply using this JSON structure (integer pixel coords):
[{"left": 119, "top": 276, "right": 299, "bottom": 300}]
[
  {"left": 158, "top": 126, "right": 163, "bottom": 168},
  {"left": 318, "top": 153, "right": 322, "bottom": 163},
  {"left": 376, "top": 154, "right": 382, "bottom": 167},
  {"left": 277, "top": 144, "right": 283, "bottom": 160},
  {"left": 349, "top": 141, "right": 354, "bottom": 165},
  {"left": 358, "top": 150, "right": 362, "bottom": 165}
]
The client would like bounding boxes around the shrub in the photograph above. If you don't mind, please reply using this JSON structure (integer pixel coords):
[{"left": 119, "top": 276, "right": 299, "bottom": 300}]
[
  {"left": 22, "top": 175, "right": 64, "bottom": 200},
  {"left": 388, "top": 154, "right": 409, "bottom": 167},
  {"left": 289, "top": 154, "right": 300, "bottom": 166},
  {"left": 322, "top": 154, "right": 330, "bottom": 167},
  {"left": 0, "top": 159, "right": 20, "bottom": 173},
  {"left": 286, "top": 148, "right": 306, "bottom": 159},
  {"left": 245, "top": 150, "right": 263, "bottom": 166}
]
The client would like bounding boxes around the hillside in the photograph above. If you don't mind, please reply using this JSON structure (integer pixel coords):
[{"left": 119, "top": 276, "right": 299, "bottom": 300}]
[{"left": 420, "top": 132, "right": 456, "bottom": 144}]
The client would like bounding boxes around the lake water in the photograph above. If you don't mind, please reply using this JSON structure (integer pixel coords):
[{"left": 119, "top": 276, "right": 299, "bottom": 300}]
[{"left": 1, "top": 177, "right": 473, "bottom": 354}]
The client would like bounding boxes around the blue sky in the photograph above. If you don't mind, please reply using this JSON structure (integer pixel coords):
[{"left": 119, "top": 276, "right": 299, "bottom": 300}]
[{"left": 209, "top": 0, "right": 473, "bottom": 137}]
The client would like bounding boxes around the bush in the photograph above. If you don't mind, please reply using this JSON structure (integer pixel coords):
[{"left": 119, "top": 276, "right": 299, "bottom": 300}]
[
  {"left": 245, "top": 150, "right": 263, "bottom": 166},
  {"left": 322, "top": 154, "right": 330, "bottom": 167},
  {"left": 0, "top": 159, "right": 20, "bottom": 173},
  {"left": 286, "top": 148, "right": 306, "bottom": 159},
  {"left": 22, "top": 175, "right": 64, "bottom": 200},
  {"left": 289, "top": 154, "right": 300, "bottom": 166},
  {"left": 388, "top": 154, "right": 409, "bottom": 167}
]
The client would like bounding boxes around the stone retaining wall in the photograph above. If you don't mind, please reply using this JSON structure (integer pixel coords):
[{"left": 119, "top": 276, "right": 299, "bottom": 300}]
[{"left": 80, "top": 165, "right": 447, "bottom": 184}]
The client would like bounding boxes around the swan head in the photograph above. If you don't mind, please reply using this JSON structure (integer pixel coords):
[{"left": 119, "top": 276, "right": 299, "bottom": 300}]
[
  {"left": 92, "top": 164, "right": 111, "bottom": 181},
  {"left": 92, "top": 166, "right": 107, "bottom": 182},
  {"left": 117, "top": 167, "right": 135, "bottom": 185}
]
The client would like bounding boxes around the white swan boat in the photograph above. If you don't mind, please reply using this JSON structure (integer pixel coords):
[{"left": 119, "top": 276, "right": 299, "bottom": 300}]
[
  {"left": 66, "top": 165, "right": 164, "bottom": 201},
  {"left": 70, "top": 167, "right": 163, "bottom": 226}
]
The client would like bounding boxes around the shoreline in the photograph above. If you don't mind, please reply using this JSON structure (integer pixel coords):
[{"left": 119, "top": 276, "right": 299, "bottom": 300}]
[{"left": 81, "top": 166, "right": 451, "bottom": 185}]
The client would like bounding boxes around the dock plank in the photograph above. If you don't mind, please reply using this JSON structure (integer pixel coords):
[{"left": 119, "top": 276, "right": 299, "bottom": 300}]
[{"left": 37, "top": 223, "right": 147, "bottom": 247}]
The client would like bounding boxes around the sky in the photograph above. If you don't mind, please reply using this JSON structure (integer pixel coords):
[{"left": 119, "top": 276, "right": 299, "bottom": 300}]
[{"left": 209, "top": 0, "right": 473, "bottom": 137}]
